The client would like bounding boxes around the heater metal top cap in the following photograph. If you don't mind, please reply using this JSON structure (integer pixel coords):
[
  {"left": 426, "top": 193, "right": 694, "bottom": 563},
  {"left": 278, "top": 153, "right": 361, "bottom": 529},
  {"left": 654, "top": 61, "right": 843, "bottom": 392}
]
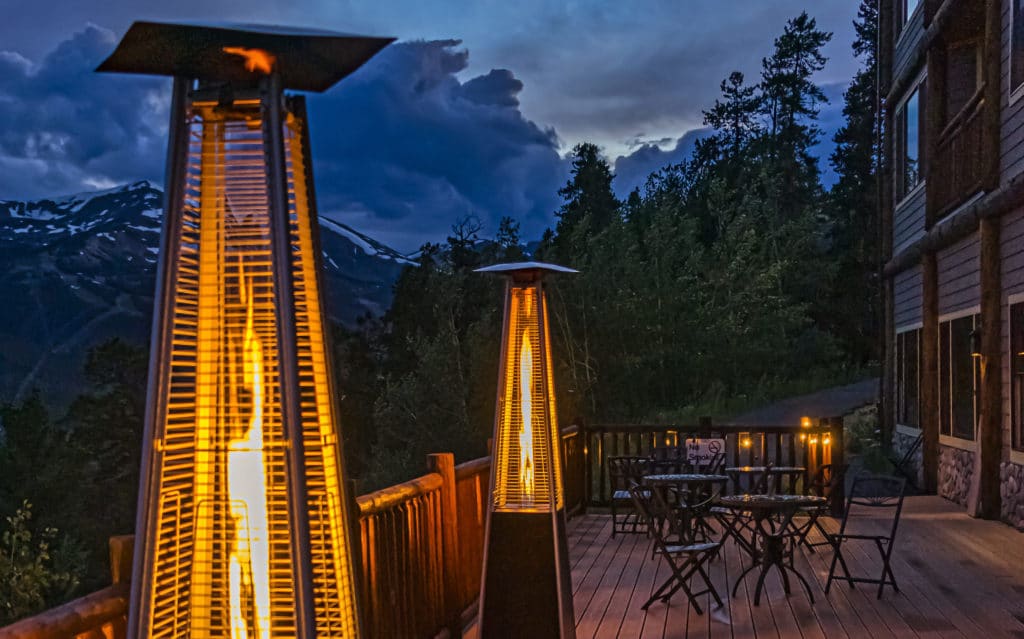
[
  {"left": 96, "top": 21, "right": 395, "bottom": 92},
  {"left": 475, "top": 261, "right": 579, "bottom": 277}
]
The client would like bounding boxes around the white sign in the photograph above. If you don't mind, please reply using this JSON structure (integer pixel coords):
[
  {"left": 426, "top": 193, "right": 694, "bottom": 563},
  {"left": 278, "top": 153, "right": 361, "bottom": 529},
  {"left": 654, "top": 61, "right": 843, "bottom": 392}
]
[{"left": 685, "top": 438, "right": 725, "bottom": 466}]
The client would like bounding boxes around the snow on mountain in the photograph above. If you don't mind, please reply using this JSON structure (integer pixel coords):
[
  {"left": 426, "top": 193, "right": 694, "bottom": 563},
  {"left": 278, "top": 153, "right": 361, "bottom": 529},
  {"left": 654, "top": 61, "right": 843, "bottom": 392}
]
[{"left": 0, "top": 181, "right": 411, "bottom": 407}]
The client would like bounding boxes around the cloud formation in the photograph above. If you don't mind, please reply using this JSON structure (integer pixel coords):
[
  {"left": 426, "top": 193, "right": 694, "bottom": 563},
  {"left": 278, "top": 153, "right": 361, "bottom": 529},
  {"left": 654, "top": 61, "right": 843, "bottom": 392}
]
[
  {"left": 0, "top": 25, "right": 167, "bottom": 198},
  {"left": 308, "top": 40, "right": 569, "bottom": 251}
]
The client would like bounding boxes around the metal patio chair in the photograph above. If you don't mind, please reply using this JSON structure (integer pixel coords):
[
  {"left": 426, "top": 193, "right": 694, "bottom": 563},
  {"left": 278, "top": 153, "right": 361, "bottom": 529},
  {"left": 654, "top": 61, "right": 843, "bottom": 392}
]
[
  {"left": 608, "top": 456, "right": 652, "bottom": 536},
  {"left": 794, "top": 463, "right": 849, "bottom": 552},
  {"left": 628, "top": 483, "right": 722, "bottom": 614},
  {"left": 825, "top": 474, "right": 907, "bottom": 599}
]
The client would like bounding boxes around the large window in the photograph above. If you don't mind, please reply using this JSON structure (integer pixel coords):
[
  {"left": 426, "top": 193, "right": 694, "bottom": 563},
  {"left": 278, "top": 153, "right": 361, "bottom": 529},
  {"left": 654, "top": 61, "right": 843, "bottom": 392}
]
[
  {"left": 896, "top": 329, "right": 920, "bottom": 427},
  {"left": 1012, "top": 302, "right": 1024, "bottom": 450},
  {"left": 939, "top": 313, "right": 979, "bottom": 441},
  {"left": 895, "top": 82, "right": 925, "bottom": 202},
  {"left": 1012, "top": 0, "right": 1024, "bottom": 96}
]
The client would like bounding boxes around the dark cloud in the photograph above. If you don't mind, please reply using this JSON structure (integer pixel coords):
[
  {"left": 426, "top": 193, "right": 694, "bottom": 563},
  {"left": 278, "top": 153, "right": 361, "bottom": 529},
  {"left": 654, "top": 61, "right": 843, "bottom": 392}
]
[
  {"left": 0, "top": 25, "right": 168, "bottom": 197},
  {"left": 0, "top": 32, "right": 568, "bottom": 251},
  {"left": 308, "top": 40, "right": 568, "bottom": 250}
]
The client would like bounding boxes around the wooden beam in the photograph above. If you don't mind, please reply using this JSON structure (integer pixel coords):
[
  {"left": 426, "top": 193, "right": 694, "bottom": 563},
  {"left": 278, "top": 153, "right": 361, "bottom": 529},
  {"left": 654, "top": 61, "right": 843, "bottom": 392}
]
[
  {"left": 880, "top": 0, "right": 896, "bottom": 449},
  {"left": 983, "top": 0, "right": 1001, "bottom": 191},
  {"left": 924, "top": 42, "right": 947, "bottom": 227},
  {"left": 886, "top": 0, "right": 959, "bottom": 106},
  {"left": 921, "top": 252, "right": 940, "bottom": 493},
  {"left": 883, "top": 168, "right": 1024, "bottom": 277},
  {"left": 978, "top": 216, "right": 1002, "bottom": 519}
]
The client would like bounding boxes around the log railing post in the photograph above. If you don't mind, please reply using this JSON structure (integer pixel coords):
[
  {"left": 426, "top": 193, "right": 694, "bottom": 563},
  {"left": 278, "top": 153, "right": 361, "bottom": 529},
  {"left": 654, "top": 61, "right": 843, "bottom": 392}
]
[
  {"left": 428, "top": 453, "right": 461, "bottom": 637},
  {"left": 108, "top": 536, "right": 134, "bottom": 586},
  {"left": 829, "top": 416, "right": 847, "bottom": 517}
]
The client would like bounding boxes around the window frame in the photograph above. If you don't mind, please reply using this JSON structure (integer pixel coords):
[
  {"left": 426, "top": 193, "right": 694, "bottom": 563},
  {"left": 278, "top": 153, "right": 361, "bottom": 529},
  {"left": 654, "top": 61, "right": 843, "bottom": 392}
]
[
  {"left": 895, "top": 325, "right": 922, "bottom": 429},
  {"left": 938, "top": 308, "right": 980, "bottom": 443},
  {"left": 894, "top": 71, "right": 927, "bottom": 207},
  {"left": 1010, "top": 295, "right": 1024, "bottom": 451},
  {"left": 1011, "top": 0, "right": 1024, "bottom": 105},
  {"left": 895, "top": 0, "right": 923, "bottom": 42}
]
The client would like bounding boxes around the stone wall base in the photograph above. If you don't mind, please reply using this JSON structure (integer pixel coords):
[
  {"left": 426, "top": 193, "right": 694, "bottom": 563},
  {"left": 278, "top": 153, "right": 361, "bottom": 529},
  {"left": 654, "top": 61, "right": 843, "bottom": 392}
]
[
  {"left": 1000, "top": 462, "right": 1024, "bottom": 530},
  {"left": 938, "top": 445, "right": 974, "bottom": 506}
]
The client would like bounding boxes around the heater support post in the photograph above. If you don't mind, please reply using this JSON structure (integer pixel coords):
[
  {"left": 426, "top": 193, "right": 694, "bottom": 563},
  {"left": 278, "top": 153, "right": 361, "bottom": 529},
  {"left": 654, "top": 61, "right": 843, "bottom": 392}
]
[
  {"left": 262, "top": 72, "right": 318, "bottom": 639},
  {"left": 127, "top": 75, "right": 190, "bottom": 639}
]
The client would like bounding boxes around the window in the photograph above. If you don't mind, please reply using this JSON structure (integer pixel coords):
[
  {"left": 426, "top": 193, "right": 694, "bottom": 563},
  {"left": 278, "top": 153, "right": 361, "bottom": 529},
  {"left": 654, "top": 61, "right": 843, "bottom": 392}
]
[
  {"left": 1012, "top": 0, "right": 1024, "bottom": 96},
  {"left": 897, "top": 0, "right": 921, "bottom": 36},
  {"left": 1012, "top": 302, "right": 1024, "bottom": 450},
  {"left": 895, "top": 82, "right": 925, "bottom": 202},
  {"left": 896, "top": 329, "right": 920, "bottom": 427},
  {"left": 939, "top": 313, "right": 979, "bottom": 441}
]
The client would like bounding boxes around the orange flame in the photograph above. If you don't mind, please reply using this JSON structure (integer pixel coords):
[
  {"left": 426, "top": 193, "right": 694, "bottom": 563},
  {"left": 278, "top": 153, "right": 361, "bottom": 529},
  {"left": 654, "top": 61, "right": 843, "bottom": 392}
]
[
  {"left": 519, "top": 331, "right": 535, "bottom": 504},
  {"left": 223, "top": 46, "right": 276, "bottom": 74},
  {"left": 226, "top": 263, "right": 272, "bottom": 639}
]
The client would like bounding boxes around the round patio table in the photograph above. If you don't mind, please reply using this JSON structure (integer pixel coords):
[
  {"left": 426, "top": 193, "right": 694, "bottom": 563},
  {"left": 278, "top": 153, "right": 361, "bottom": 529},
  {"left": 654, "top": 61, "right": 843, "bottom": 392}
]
[
  {"left": 725, "top": 466, "right": 806, "bottom": 494},
  {"left": 717, "top": 494, "right": 826, "bottom": 605},
  {"left": 643, "top": 474, "right": 730, "bottom": 542}
]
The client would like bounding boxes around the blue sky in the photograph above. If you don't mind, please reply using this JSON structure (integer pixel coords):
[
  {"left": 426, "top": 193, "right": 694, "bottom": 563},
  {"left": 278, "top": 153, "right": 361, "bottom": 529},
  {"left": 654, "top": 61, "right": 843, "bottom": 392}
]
[{"left": 0, "top": 0, "right": 861, "bottom": 251}]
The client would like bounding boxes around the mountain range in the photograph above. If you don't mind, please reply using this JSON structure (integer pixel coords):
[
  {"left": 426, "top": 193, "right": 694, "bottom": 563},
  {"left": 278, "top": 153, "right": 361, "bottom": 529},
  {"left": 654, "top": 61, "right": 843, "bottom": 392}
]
[{"left": 0, "top": 181, "right": 413, "bottom": 408}]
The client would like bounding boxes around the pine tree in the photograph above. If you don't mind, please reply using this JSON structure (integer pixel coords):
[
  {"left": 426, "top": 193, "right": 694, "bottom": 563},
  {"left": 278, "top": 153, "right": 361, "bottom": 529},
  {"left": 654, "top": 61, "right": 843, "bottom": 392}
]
[
  {"left": 828, "top": 0, "right": 880, "bottom": 364},
  {"left": 551, "top": 143, "right": 620, "bottom": 262}
]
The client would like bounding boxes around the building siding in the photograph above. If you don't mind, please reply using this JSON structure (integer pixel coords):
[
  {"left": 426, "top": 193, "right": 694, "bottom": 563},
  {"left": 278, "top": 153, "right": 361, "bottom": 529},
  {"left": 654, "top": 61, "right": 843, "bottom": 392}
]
[
  {"left": 894, "top": 264, "right": 923, "bottom": 328},
  {"left": 894, "top": 184, "right": 927, "bottom": 250},
  {"left": 1001, "top": 0, "right": 1024, "bottom": 181},
  {"left": 1002, "top": 207, "right": 1024, "bottom": 453},
  {"left": 937, "top": 232, "right": 981, "bottom": 316},
  {"left": 893, "top": 8, "right": 925, "bottom": 90}
]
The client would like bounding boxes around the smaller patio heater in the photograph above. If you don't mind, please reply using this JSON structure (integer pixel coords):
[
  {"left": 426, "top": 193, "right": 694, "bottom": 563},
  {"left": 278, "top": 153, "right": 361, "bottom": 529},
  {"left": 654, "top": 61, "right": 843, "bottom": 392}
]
[{"left": 476, "top": 262, "right": 577, "bottom": 639}]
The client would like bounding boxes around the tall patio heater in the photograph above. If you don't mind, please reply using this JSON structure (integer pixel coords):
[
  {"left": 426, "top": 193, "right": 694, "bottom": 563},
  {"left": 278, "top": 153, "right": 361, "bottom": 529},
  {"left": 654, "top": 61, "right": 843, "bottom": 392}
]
[
  {"left": 476, "top": 262, "right": 577, "bottom": 639},
  {"left": 98, "top": 23, "right": 392, "bottom": 639}
]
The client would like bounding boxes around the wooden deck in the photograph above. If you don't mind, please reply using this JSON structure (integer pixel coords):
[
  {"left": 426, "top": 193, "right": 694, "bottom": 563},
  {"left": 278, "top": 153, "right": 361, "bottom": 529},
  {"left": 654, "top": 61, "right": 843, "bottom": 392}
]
[{"left": 567, "top": 496, "right": 1024, "bottom": 639}]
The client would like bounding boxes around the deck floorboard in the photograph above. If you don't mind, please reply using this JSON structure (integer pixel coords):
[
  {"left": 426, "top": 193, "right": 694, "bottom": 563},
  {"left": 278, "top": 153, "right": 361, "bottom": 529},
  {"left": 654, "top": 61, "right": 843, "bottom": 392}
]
[{"left": 567, "top": 496, "right": 1024, "bottom": 639}]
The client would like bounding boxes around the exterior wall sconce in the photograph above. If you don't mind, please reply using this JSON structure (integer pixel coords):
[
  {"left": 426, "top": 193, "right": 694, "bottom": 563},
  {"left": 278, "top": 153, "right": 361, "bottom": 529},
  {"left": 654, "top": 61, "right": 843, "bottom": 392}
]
[
  {"left": 475, "top": 261, "right": 578, "bottom": 639},
  {"left": 970, "top": 327, "right": 982, "bottom": 358}
]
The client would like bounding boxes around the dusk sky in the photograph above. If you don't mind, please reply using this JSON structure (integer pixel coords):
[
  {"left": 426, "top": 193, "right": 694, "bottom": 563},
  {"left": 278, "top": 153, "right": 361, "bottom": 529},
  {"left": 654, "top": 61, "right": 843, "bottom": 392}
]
[{"left": 0, "top": 0, "right": 861, "bottom": 251}]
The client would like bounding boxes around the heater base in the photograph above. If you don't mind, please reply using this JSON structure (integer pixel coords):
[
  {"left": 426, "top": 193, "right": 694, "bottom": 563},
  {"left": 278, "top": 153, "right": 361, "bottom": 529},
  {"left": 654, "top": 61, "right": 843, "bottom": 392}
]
[{"left": 480, "top": 510, "right": 575, "bottom": 639}]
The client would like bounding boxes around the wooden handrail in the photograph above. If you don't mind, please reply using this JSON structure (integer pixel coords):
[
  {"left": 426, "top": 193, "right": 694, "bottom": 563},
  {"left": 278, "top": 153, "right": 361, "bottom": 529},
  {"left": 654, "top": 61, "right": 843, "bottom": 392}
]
[
  {"left": 1, "top": 425, "right": 587, "bottom": 639},
  {"left": 937, "top": 85, "right": 984, "bottom": 143},
  {"left": 356, "top": 472, "right": 444, "bottom": 515},
  {"left": 454, "top": 456, "right": 490, "bottom": 480},
  {"left": 0, "top": 585, "right": 128, "bottom": 639}
]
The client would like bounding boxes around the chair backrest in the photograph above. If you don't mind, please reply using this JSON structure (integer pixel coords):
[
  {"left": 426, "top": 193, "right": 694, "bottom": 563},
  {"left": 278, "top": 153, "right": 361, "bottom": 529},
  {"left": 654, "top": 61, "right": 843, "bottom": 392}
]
[
  {"left": 650, "top": 446, "right": 687, "bottom": 473},
  {"left": 627, "top": 482, "right": 680, "bottom": 549},
  {"left": 608, "top": 456, "right": 652, "bottom": 491},
  {"left": 694, "top": 451, "right": 726, "bottom": 475},
  {"left": 807, "top": 463, "right": 850, "bottom": 506},
  {"left": 838, "top": 474, "right": 907, "bottom": 541}
]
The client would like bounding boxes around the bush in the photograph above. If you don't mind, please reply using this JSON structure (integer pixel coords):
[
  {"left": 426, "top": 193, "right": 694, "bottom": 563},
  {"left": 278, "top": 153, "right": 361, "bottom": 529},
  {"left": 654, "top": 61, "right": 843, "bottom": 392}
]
[{"left": 0, "top": 501, "right": 83, "bottom": 625}]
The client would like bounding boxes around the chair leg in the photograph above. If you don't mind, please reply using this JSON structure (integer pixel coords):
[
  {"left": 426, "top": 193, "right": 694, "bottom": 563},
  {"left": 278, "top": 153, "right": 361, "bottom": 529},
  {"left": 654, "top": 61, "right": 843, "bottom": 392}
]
[
  {"left": 877, "top": 539, "right": 899, "bottom": 599},
  {"left": 611, "top": 500, "right": 619, "bottom": 537}
]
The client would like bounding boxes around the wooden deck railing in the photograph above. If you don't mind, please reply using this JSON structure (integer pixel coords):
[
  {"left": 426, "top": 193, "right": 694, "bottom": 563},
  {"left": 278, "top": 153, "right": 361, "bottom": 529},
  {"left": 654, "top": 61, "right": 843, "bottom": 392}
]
[
  {"left": 931, "top": 88, "right": 987, "bottom": 220},
  {"left": 584, "top": 418, "right": 845, "bottom": 514},
  {"left": 0, "top": 427, "right": 586, "bottom": 639}
]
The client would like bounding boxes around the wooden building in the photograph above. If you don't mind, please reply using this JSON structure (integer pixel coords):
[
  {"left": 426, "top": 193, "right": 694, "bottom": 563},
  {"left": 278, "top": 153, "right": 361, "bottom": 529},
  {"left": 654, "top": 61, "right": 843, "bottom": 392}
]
[{"left": 880, "top": 0, "right": 1024, "bottom": 526}]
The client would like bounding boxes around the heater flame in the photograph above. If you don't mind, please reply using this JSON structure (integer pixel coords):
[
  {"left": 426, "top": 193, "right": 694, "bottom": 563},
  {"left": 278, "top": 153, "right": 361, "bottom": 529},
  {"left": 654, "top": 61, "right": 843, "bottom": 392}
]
[
  {"left": 226, "top": 268, "right": 272, "bottom": 639},
  {"left": 223, "top": 46, "right": 276, "bottom": 74},
  {"left": 519, "top": 332, "right": 535, "bottom": 503}
]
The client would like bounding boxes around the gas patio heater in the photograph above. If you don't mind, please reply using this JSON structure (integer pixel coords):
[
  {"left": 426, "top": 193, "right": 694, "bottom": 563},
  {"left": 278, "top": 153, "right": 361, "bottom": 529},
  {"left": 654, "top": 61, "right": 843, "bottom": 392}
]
[
  {"left": 98, "top": 22, "right": 392, "bottom": 639},
  {"left": 476, "top": 262, "right": 578, "bottom": 639}
]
